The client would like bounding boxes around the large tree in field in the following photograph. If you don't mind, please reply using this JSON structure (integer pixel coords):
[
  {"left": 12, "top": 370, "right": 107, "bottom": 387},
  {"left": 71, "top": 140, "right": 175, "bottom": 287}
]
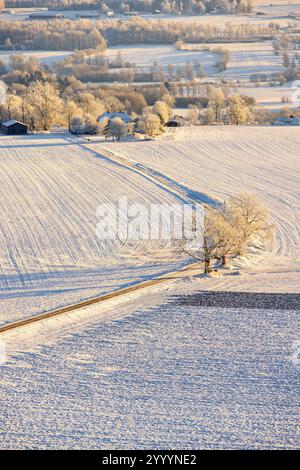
[
  {"left": 64, "top": 100, "right": 81, "bottom": 132},
  {"left": 1, "top": 93, "right": 22, "bottom": 121},
  {"left": 139, "top": 112, "right": 161, "bottom": 136},
  {"left": 183, "top": 208, "right": 239, "bottom": 273},
  {"left": 153, "top": 100, "right": 171, "bottom": 127},
  {"left": 28, "top": 81, "right": 63, "bottom": 131},
  {"left": 181, "top": 193, "right": 275, "bottom": 272},
  {"left": 225, "top": 193, "right": 275, "bottom": 255}
]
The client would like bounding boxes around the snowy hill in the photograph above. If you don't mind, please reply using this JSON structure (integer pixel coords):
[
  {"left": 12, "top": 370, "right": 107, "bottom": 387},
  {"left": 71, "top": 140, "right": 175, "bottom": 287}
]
[{"left": 0, "top": 127, "right": 299, "bottom": 325}]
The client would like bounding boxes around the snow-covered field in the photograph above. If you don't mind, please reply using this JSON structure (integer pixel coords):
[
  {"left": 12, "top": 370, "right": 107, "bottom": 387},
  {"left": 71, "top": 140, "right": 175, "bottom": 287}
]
[
  {"left": 219, "top": 42, "right": 283, "bottom": 79},
  {"left": 236, "top": 84, "right": 296, "bottom": 110},
  {"left": 1, "top": 282, "right": 299, "bottom": 449},
  {"left": 0, "top": 127, "right": 299, "bottom": 449},
  {"left": 2, "top": 8, "right": 298, "bottom": 26},
  {"left": 0, "top": 134, "right": 187, "bottom": 326},
  {"left": 105, "top": 41, "right": 284, "bottom": 82},
  {"left": 0, "top": 128, "right": 299, "bottom": 328},
  {"left": 255, "top": 2, "right": 300, "bottom": 16},
  {"left": 100, "top": 126, "right": 300, "bottom": 281},
  {"left": 188, "top": 41, "right": 284, "bottom": 80},
  {"left": 147, "top": 13, "right": 299, "bottom": 27},
  {"left": 0, "top": 51, "right": 72, "bottom": 67},
  {"left": 105, "top": 44, "right": 217, "bottom": 74}
]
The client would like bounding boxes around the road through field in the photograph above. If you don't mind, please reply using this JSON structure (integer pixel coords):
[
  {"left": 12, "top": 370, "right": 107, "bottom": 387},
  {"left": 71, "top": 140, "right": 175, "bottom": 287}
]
[{"left": 0, "top": 261, "right": 202, "bottom": 334}]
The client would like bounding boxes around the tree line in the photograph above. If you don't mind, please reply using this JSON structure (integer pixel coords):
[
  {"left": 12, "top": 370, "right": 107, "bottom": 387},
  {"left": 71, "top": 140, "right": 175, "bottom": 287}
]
[
  {"left": 4, "top": 0, "right": 253, "bottom": 15},
  {"left": 0, "top": 20, "right": 107, "bottom": 51},
  {"left": 0, "top": 53, "right": 175, "bottom": 136},
  {"left": 0, "top": 17, "right": 276, "bottom": 51}
]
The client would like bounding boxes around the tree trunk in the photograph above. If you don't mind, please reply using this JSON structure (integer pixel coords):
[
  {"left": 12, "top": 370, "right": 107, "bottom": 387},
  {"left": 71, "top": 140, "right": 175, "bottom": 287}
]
[
  {"left": 204, "top": 258, "right": 211, "bottom": 274},
  {"left": 221, "top": 255, "right": 227, "bottom": 266}
]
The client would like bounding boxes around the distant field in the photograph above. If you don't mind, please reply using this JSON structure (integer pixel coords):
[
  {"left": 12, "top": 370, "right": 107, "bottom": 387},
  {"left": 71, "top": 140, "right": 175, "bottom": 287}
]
[
  {"left": 236, "top": 84, "right": 296, "bottom": 109},
  {"left": 255, "top": 2, "right": 300, "bottom": 16},
  {"left": 2, "top": 6, "right": 300, "bottom": 26},
  {"left": 164, "top": 13, "right": 299, "bottom": 26},
  {"left": 181, "top": 41, "right": 284, "bottom": 80},
  {"left": 0, "top": 50, "right": 71, "bottom": 66},
  {"left": 105, "top": 44, "right": 217, "bottom": 73},
  {"left": 0, "top": 43, "right": 285, "bottom": 83},
  {"left": 106, "top": 41, "right": 286, "bottom": 83},
  {"left": 223, "top": 41, "right": 284, "bottom": 80}
]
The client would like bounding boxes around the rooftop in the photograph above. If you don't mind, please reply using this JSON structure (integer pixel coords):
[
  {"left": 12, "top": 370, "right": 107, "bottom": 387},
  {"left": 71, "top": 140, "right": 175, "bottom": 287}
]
[{"left": 2, "top": 119, "right": 27, "bottom": 127}]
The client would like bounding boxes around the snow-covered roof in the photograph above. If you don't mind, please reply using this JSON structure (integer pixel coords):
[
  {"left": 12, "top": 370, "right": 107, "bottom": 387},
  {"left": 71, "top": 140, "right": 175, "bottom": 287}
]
[
  {"left": 2, "top": 119, "right": 26, "bottom": 127},
  {"left": 98, "top": 112, "right": 133, "bottom": 124}
]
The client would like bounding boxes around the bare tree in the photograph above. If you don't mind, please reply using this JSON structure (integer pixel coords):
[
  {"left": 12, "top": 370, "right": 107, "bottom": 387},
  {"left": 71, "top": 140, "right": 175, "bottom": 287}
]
[
  {"left": 180, "top": 193, "right": 275, "bottom": 272},
  {"left": 225, "top": 193, "right": 275, "bottom": 255},
  {"left": 182, "top": 208, "right": 237, "bottom": 273}
]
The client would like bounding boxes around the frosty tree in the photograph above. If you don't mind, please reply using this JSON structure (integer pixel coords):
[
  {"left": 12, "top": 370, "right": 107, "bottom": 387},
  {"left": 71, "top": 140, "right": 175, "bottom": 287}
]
[
  {"left": 224, "top": 193, "right": 275, "bottom": 256},
  {"left": 181, "top": 193, "right": 275, "bottom": 273}
]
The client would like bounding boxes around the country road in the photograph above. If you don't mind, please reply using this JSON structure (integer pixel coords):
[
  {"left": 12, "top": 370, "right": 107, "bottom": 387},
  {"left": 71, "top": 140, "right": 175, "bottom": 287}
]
[{"left": 0, "top": 261, "right": 203, "bottom": 334}]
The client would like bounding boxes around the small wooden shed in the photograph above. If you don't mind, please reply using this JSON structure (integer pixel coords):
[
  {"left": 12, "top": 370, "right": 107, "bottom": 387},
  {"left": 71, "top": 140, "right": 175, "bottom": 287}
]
[{"left": 2, "top": 120, "right": 28, "bottom": 135}]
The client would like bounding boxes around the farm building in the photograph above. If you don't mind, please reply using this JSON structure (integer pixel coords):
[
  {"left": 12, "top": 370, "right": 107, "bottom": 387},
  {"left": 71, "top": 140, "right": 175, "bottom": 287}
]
[
  {"left": 2, "top": 120, "right": 28, "bottom": 135},
  {"left": 28, "top": 13, "right": 65, "bottom": 20},
  {"left": 165, "top": 120, "right": 179, "bottom": 128},
  {"left": 98, "top": 112, "right": 134, "bottom": 124}
]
